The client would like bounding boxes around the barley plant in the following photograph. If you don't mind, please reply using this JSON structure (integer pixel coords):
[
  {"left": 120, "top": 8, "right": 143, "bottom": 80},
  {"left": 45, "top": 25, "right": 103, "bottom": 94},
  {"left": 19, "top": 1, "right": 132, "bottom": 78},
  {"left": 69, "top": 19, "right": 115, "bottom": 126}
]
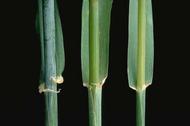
[
  {"left": 81, "top": 0, "right": 113, "bottom": 126},
  {"left": 128, "top": 0, "right": 154, "bottom": 126},
  {"left": 36, "top": 0, "right": 65, "bottom": 126}
]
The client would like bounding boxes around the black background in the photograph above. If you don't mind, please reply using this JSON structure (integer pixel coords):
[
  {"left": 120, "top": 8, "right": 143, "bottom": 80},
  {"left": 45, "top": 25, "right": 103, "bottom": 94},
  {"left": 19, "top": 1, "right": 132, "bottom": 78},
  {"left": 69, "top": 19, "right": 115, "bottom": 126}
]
[{"left": 0, "top": 0, "right": 190, "bottom": 126}]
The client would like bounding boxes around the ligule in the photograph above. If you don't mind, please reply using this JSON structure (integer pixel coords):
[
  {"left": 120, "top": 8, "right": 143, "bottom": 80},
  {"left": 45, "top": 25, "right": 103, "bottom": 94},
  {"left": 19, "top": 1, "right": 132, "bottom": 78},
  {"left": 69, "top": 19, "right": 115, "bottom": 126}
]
[{"left": 35, "top": 0, "right": 155, "bottom": 126}]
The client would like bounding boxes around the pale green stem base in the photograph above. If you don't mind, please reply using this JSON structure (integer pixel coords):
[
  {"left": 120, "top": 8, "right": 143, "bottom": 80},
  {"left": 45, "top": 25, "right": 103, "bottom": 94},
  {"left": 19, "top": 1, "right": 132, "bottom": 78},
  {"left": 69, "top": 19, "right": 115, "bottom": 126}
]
[
  {"left": 136, "top": 90, "right": 146, "bottom": 126},
  {"left": 88, "top": 86, "right": 102, "bottom": 126},
  {"left": 45, "top": 92, "right": 58, "bottom": 126}
]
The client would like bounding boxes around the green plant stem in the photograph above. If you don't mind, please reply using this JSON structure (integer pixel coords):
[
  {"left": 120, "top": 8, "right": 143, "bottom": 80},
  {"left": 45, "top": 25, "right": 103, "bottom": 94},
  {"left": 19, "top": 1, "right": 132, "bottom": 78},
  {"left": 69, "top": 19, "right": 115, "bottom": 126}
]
[
  {"left": 136, "top": 91, "right": 146, "bottom": 126},
  {"left": 88, "top": 1, "right": 101, "bottom": 126},
  {"left": 43, "top": 0, "right": 58, "bottom": 126},
  {"left": 89, "top": 0, "right": 99, "bottom": 84},
  {"left": 45, "top": 93, "right": 58, "bottom": 126},
  {"left": 136, "top": 0, "right": 146, "bottom": 126},
  {"left": 88, "top": 86, "right": 102, "bottom": 126},
  {"left": 137, "top": 0, "right": 146, "bottom": 90}
]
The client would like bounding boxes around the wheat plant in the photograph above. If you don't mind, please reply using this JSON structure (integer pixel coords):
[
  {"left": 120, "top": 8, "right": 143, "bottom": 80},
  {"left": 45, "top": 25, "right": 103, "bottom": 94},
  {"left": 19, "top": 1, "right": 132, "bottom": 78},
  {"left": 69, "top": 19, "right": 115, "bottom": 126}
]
[
  {"left": 128, "top": 0, "right": 154, "bottom": 126},
  {"left": 36, "top": 0, "right": 65, "bottom": 126},
  {"left": 81, "top": 0, "right": 113, "bottom": 126}
]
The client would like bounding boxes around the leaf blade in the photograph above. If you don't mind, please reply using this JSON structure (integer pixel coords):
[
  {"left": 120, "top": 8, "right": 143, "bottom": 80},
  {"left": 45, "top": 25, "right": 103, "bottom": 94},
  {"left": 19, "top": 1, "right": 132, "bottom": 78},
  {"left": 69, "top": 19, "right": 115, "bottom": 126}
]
[
  {"left": 54, "top": 0, "right": 65, "bottom": 80},
  {"left": 81, "top": 0, "right": 113, "bottom": 86},
  {"left": 128, "top": 0, "right": 154, "bottom": 90}
]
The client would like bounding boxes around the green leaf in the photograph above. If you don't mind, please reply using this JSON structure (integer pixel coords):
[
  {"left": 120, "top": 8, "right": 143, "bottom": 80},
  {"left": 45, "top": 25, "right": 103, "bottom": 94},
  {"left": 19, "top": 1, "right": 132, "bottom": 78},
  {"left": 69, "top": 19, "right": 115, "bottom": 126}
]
[
  {"left": 37, "top": 0, "right": 65, "bottom": 84},
  {"left": 35, "top": 12, "right": 40, "bottom": 34},
  {"left": 81, "top": 0, "right": 113, "bottom": 86},
  {"left": 81, "top": 0, "right": 89, "bottom": 86},
  {"left": 54, "top": 0, "right": 65, "bottom": 82},
  {"left": 128, "top": 0, "right": 154, "bottom": 91},
  {"left": 37, "top": 0, "right": 45, "bottom": 85},
  {"left": 81, "top": 1, "right": 113, "bottom": 126}
]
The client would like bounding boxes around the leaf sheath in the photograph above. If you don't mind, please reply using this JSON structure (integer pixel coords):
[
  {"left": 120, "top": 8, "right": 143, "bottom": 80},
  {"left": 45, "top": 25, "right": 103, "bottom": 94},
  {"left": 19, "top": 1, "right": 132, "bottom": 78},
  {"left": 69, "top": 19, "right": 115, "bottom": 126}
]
[{"left": 128, "top": 0, "right": 154, "bottom": 126}]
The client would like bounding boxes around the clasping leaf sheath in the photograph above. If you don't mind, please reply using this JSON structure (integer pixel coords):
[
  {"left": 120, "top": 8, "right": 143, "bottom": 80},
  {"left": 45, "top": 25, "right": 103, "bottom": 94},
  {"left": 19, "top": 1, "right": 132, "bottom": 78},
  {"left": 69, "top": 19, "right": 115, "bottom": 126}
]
[
  {"left": 128, "top": 0, "right": 154, "bottom": 91},
  {"left": 36, "top": 0, "right": 65, "bottom": 126},
  {"left": 81, "top": 0, "right": 112, "bottom": 126},
  {"left": 81, "top": 0, "right": 113, "bottom": 87},
  {"left": 128, "top": 0, "right": 154, "bottom": 126}
]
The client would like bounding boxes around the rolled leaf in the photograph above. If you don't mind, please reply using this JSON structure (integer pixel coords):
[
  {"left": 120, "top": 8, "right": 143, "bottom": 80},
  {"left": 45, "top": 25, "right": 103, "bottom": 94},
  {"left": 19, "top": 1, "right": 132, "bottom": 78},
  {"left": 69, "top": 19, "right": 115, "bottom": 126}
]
[
  {"left": 36, "top": 0, "right": 65, "bottom": 126},
  {"left": 37, "top": 0, "right": 65, "bottom": 84}
]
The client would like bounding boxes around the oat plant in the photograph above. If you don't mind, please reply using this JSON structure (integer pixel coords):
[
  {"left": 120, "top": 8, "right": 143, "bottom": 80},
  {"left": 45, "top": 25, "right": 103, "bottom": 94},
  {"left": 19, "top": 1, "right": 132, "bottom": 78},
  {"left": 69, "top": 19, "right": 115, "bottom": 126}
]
[
  {"left": 36, "top": 0, "right": 65, "bottom": 126},
  {"left": 81, "top": 0, "right": 113, "bottom": 126},
  {"left": 128, "top": 0, "right": 154, "bottom": 126}
]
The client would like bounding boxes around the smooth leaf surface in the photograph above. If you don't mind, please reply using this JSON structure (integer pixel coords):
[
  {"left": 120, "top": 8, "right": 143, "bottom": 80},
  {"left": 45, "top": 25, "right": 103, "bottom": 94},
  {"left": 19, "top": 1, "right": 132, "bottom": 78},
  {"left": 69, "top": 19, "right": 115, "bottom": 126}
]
[
  {"left": 128, "top": 0, "right": 154, "bottom": 90},
  {"left": 55, "top": 0, "right": 65, "bottom": 77},
  {"left": 37, "top": 0, "right": 45, "bottom": 85},
  {"left": 81, "top": 0, "right": 113, "bottom": 86}
]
